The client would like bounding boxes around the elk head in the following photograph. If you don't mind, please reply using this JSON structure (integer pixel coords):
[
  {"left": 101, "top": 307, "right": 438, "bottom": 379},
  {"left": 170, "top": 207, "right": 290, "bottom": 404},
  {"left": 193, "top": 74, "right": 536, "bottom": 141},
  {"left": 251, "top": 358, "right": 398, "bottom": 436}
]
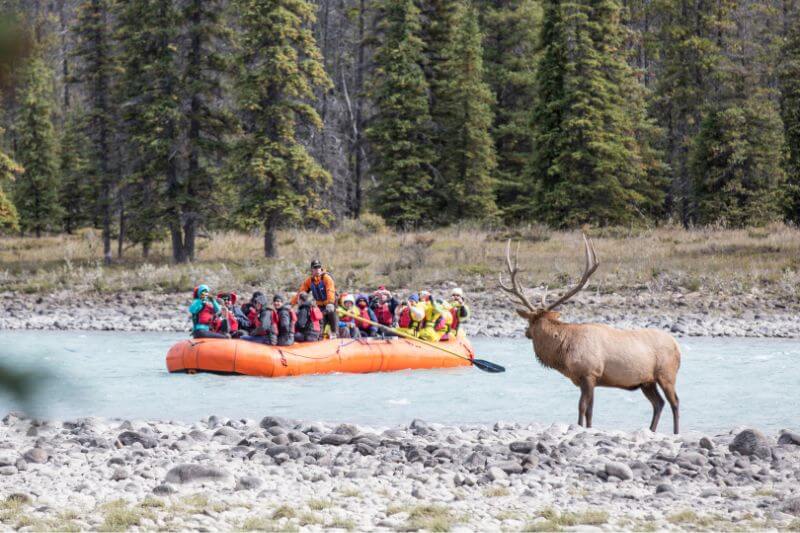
[{"left": 499, "top": 235, "right": 599, "bottom": 337}]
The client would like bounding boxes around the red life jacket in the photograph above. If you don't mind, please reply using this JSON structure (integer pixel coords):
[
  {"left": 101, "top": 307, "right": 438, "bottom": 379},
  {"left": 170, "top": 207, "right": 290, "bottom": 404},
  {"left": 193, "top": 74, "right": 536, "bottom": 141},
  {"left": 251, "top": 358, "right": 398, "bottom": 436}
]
[
  {"left": 374, "top": 302, "right": 393, "bottom": 326},
  {"left": 212, "top": 310, "right": 238, "bottom": 333},
  {"left": 309, "top": 306, "right": 323, "bottom": 332},
  {"left": 398, "top": 306, "right": 416, "bottom": 329},
  {"left": 450, "top": 307, "right": 460, "bottom": 332},
  {"left": 355, "top": 306, "right": 371, "bottom": 330},
  {"left": 197, "top": 302, "right": 215, "bottom": 327},
  {"left": 247, "top": 307, "right": 260, "bottom": 329},
  {"left": 272, "top": 308, "right": 298, "bottom": 334}
]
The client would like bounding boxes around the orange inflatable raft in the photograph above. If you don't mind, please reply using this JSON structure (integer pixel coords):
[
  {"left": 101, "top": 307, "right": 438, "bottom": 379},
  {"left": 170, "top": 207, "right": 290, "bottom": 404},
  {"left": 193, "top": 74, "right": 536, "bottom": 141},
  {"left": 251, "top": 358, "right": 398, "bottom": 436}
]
[{"left": 166, "top": 333, "right": 474, "bottom": 377}]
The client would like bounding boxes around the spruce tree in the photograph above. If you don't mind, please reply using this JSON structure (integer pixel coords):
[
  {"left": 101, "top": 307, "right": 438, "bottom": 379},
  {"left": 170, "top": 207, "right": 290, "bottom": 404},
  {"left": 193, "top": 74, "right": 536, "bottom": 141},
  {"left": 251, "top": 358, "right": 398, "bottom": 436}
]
[
  {"left": 780, "top": 4, "right": 800, "bottom": 222},
  {"left": 529, "top": 0, "right": 660, "bottom": 227},
  {"left": 367, "top": 0, "right": 435, "bottom": 227},
  {"left": 479, "top": 0, "right": 541, "bottom": 222},
  {"left": 13, "top": 53, "right": 60, "bottom": 237},
  {"left": 233, "top": 0, "right": 332, "bottom": 257},
  {"left": 115, "top": 0, "right": 180, "bottom": 258},
  {"left": 59, "top": 107, "right": 91, "bottom": 234},
  {"left": 438, "top": 3, "right": 498, "bottom": 221},
  {"left": 690, "top": 1, "right": 787, "bottom": 226},
  {"left": 175, "top": 0, "right": 233, "bottom": 262},
  {"left": 72, "top": 0, "right": 115, "bottom": 262}
]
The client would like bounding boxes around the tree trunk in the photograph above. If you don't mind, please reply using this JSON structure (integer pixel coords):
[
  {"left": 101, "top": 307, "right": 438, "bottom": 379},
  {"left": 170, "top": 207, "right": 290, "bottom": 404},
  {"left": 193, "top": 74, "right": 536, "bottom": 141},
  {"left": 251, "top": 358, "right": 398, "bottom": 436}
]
[
  {"left": 170, "top": 224, "right": 186, "bottom": 263},
  {"left": 353, "top": 0, "right": 366, "bottom": 218},
  {"left": 117, "top": 200, "right": 124, "bottom": 258},
  {"left": 60, "top": 0, "right": 70, "bottom": 113},
  {"left": 264, "top": 216, "right": 278, "bottom": 258},
  {"left": 143, "top": 240, "right": 150, "bottom": 259}
]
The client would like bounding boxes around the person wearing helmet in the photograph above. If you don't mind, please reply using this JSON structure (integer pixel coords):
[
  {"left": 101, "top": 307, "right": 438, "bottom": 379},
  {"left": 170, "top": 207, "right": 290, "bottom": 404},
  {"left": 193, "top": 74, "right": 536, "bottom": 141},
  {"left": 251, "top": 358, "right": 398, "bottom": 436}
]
[
  {"left": 447, "top": 287, "right": 470, "bottom": 336},
  {"left": 354, "top": 294, "right": 379, "bottom": 337},
  {"left": 292, "top": 259, "right": 338, "bottom": 339},
  {"left": 370, "top": 285, "right": 399, "bottom": 336},
  {"left": 336, "top": 293, "right": 360, "bottom": 339},
  {"left": 189, "top": 284, "right": 226, "bottom": 339},
  {"left": 395, "top": 294, "right": 424, "bottom": 337},
  {"left": 212, "top": 292, "right": 240, "bottom": 336}
]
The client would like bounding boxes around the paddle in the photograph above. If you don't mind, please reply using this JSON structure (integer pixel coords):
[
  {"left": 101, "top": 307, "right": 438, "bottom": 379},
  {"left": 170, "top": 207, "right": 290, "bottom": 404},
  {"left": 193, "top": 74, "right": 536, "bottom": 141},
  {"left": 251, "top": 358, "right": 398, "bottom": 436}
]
[{"left": 339, "top": 309, "right": 505, "bottom": 373}]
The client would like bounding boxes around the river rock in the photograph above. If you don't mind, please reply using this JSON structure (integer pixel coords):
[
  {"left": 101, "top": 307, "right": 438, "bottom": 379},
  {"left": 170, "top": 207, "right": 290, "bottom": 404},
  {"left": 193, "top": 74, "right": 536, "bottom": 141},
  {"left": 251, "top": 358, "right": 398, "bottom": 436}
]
[
  {"left": 699, "top": 437, "right": 714, "bottom": 450},
  {"left": 152, "top": 484, "right": 176, "bottom": 495},
  {"left": 259, "top": 416, "right": 289, "bottom": 430},
  {"left": 655, "top": 483, "right": 674, "bottom": 494},
  {"left": 22, "top": 447, "right": 48, "bottom": 464},
  {"left": 164, "top": 464, "right": 232, "bottom": 484},
  {"left": 111, "top": 468, "right": 129, "bottom": 481},
  {"left": 605, "top": 461, "right": 633, "bottom": 481},
  {"left": 319, "top": 433, "right": 351, "bottom": 446},
  {"left": 487, "top": 466, "right": 508, "bottom": 481},
  {"left": 509, "top": 441, "right": 535, "bottom": 454},
  {"left": 235, "top": 476, "right": 263, "bottom": 491},
  {"left": 778, "top": 430, "right": 800, "bottom": 446},
  {"left": 729, "top": 429, "right": 772, "bottom": 459},
  {"left": 117, "top": 431, "right": 158, "bottom": 449}
]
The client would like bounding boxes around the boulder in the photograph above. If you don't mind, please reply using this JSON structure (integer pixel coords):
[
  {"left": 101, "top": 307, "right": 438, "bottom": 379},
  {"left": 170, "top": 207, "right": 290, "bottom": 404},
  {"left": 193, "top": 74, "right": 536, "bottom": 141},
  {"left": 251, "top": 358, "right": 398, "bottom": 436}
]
[
  {"left": 117, "top": 431, "right": 158, "bottom": 449},
  {"left": 487, "top": 467, "right": 508, "bottom": 482},
  {"left": 509, "top": 441, "right": 535, "bottom": 454},
  {"left": 259, "top": 416, "right": 289, "bottom": 430},
  {"left": 729, "top": 429, "right": 772, "bottom": 460},
  {"left": 235, "top": 476, "right": 263, "bottom": 491},
  {"left": 152, "top": 484, "right": 176, "bottom": 495},
  {"left": 164, "top": 464, "right": 232, "bottom": 484},
  {"left": 22, "top": 448, "right": 48, "bottom": 464},
  {"left": 778, "top": 430, "right": 800, "bottom": 446},
  {"left": 319, "top": 433, "right": 351, "bottom": 446},
  {"left": 699, "top": 437, "right": 714, "bottom": 450},
  {"left": 605, "top": 461, "right": 633, "bottom": 481}
]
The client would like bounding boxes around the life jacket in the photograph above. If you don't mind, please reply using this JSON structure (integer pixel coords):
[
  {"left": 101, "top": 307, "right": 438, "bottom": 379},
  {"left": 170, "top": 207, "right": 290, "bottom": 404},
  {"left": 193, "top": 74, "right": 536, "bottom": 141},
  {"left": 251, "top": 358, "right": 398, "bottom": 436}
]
[
  {"left": 449, "top": 307, "right": 460, "bottom": 332},
  {"left": 308, "top": 305, "right": 323, "bottom": 332},
  {"left": 338, "top": 306, "right": 356, "bottom": 324},
  {"left": 196, "top": 301, "right": 216, "bottom": 327},
  {"left": 424, "top": 302, "right": 447, "bottom": 331},
  {"left": 355, "top": 306, "right": 372, "bottom": 330},
  {"left": 309, "top": 272, "right": 333, "bottom": 304},
  {"left": 373, "top": 302, "right": 393, "bottom": 326},
  {"left": 247, "top": 307, "right": 260, "bottom": 329},
  {"left": 212, "top": 309, "right": 238, "bottom": 333},
  {"left": 272, "top": 308, "right": 297, "bottom": 335},
  {"left": 398, "top": 306, "right": 420, "bottom": 329}
]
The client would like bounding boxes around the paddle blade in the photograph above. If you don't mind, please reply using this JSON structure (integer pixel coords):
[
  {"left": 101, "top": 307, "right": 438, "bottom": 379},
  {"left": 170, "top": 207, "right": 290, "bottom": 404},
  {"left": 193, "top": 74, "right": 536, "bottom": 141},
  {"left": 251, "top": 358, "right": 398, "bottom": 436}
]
[{"left": 472, "top": 359, "right": 505, "bottom": 373}]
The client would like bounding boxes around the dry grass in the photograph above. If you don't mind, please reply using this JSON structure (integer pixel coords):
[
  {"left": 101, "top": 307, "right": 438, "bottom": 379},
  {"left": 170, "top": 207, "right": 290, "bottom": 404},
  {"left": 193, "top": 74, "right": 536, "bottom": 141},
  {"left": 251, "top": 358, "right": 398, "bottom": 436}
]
[
  {"left": 1, "top": 223, "right": 799, "bottom": 298},
  {"left": 525, "top": 507, "right": 610, "bottom": 531}
]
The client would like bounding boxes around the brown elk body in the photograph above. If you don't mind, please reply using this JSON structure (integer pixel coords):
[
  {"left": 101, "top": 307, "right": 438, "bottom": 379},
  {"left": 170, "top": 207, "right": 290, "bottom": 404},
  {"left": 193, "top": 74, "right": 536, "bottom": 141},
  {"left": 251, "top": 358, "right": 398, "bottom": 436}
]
[{"left": 500, "top": 237, "right": 682, "bottom": 433}]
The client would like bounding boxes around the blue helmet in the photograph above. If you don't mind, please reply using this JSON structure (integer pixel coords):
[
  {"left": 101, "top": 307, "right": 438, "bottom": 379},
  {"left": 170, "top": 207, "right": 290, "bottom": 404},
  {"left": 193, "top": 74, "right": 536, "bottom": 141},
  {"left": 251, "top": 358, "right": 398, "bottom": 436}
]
[
  {"left": 194, "top": 284, "right": 210, "bottom": 298},
  {"left": 408, "top": 293, "right": 419, "bottom": 302}
]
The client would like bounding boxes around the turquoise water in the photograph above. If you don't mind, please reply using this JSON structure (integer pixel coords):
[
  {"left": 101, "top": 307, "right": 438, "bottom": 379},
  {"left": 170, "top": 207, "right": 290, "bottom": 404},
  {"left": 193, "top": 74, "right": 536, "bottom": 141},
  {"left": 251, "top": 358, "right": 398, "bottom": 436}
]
[{"left": 0, "top": 331, "right": 797, "bottom": 433}]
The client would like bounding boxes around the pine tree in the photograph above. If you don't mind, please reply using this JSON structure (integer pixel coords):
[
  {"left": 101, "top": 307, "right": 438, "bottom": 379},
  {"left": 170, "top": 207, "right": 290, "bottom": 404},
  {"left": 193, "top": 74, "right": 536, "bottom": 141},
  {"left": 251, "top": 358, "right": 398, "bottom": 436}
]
[
  {"left": 115, "top": 0, "right": 180, "bottom": 258},
  {"left": 59, "top": 107, "right": 91, "bottom": 233},
  {"left": 649, "top": 0, "right": 721, "bottom": 224},
  {"left": 367, "top": 0, "right": 435, "bottom": 227},
  {"left": 438, "top": 3, "right": 498, "bottom": 221},
  {"left": 780, "top": 2, "right": 800, "bottom": 222},
  {"left": 233, "top": 0, "right": 332, "bottom": 257},
  {"left": 13, "top": 53, "right": 60, "bottom": 237},
  {"left": 479, "top": 0, "right": 541, "bottom": 222},
  {"left": 174, "top": 0, "right": 234, "bottom": 262},
  {"left": 690, "top": 1, "right": 788, "bottom": 226},
  {"left": 72, "top": 0, "right": 116, "bottom": 262},
  {"left": 528, "top": 0, "right": 661, "bottom": 227}
]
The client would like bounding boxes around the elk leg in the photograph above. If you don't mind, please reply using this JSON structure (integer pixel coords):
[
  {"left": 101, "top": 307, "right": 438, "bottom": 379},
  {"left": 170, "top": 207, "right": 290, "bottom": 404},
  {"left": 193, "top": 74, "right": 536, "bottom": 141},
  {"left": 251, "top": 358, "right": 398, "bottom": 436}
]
[
  {"left": 578, "top": 377, "right": 595, "bottom": 428},
  {"left": 641, "top": 383, "right": 665, "bottom": 432},
  {"left": 658, "top": 380, "right": 680, "bottom": 434}
]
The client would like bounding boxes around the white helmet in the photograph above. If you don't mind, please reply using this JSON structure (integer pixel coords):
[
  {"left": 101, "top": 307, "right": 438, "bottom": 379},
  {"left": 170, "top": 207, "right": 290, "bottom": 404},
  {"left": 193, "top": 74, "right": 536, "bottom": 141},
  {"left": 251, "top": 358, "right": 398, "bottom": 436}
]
[
  {"left": 342, "top": 294, "right": 355, "bottom": 305},
  {"left": 451, "top": 288, "right": 464, "bottom": 298}
]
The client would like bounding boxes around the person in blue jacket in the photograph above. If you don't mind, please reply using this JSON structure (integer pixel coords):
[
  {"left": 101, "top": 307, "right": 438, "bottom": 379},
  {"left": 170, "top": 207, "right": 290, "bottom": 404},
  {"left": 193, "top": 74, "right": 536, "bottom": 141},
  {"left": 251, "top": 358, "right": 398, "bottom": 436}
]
[{"left": 189, "top": 284, "right": 227, "bottom": 339}]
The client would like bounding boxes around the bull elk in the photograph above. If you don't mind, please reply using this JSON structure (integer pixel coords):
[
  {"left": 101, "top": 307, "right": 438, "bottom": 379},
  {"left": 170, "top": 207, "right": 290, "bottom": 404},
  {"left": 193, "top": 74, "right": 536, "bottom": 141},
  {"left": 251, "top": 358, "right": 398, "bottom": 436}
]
[{"left": 499, "top": 236, "right": 682, "bottom": 433}]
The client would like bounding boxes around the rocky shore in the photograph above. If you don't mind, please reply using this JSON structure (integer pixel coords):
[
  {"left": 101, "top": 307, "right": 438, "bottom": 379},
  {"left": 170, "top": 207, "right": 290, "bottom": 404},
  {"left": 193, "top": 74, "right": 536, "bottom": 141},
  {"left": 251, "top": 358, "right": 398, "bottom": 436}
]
[
  {"left": 1, "top": 286, "right": 799, "bottom": 338},
  {"left": 1, "top": 413, "right": 799, "bottom": 531}
]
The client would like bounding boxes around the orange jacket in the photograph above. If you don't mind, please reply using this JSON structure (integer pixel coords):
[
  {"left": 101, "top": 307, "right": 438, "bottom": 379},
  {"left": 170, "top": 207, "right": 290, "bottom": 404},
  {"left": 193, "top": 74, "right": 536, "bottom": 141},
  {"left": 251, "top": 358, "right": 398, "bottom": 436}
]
[{"left": 292, "top": 271, "right": 336, "bottom": 306}]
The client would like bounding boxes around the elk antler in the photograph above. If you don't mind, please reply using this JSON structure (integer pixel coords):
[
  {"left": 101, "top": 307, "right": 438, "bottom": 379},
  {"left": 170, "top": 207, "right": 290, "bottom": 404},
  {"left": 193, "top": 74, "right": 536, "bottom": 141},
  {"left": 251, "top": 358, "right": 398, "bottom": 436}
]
[
  {"left": 498, "top": 239, "right": 537, "bottom": 312},
  {"left": 545, "top": 234, "right": 599, "bottom": 311}
]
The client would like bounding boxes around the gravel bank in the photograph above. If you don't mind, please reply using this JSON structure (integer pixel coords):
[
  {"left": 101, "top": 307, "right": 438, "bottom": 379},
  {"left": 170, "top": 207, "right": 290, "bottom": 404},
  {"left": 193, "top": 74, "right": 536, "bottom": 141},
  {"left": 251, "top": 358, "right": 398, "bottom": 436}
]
[
  {"left": 1, "top": 413, "right": 799, "bottom": 531},
  {"left": 1, "top": 286, "right": 799, "bottom": 338}
]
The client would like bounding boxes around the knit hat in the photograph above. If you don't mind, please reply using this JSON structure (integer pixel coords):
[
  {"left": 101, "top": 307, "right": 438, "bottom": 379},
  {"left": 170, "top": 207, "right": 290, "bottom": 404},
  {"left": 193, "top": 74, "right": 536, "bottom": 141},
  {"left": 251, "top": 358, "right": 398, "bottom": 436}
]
[
  {"left": 342, "top": 294, "right": 355, "bottom": 305},
  {"left": 408, "top": 293, "right": 419, "bottom": 302},
  {"left": 451, "top": 288, "right": 464, "bottom": 298},
  {"left": 273, "top": 293, "right": 284, "bottom": 303}
]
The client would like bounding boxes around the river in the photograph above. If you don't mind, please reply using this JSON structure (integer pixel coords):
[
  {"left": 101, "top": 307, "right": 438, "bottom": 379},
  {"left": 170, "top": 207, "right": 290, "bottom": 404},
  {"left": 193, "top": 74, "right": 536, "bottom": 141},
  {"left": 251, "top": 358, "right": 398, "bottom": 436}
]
[{"left": 0, "top": 331, "right": 797, "bottom": 433}]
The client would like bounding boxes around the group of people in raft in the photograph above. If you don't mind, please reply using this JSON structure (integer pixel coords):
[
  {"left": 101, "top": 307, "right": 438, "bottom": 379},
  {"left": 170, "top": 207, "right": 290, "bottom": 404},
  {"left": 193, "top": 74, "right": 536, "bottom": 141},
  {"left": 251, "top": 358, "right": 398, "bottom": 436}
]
[{"left": 188, "top": 259, "right": 471, "bottom": 346}]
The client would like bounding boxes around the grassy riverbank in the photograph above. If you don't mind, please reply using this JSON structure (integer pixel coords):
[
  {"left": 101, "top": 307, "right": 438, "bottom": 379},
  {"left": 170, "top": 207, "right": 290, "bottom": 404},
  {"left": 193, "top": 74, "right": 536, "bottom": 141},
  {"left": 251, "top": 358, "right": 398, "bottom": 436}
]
[{"left": 1, "top": 222, "right": 799, "bottom": 299}]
